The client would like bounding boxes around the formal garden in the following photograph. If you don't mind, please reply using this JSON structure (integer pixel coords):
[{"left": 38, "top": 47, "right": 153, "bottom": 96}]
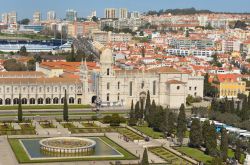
[
  {"left": 3, "top": 89, "right": 250, "bottom": 165},
  {"left": 8, "top": 136, "right": 137, "bottom": 163},
  {"left": 149, "top": 147, "right": 193, "bottom": 165},
  {"left": 0, "top": 121, "right": 36, "bottom": 135}
]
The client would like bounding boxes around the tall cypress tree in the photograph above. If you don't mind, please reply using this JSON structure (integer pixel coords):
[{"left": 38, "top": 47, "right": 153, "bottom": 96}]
[
  {"left": 202, "top": 120, "right": 210, "bottom": 145},
  {"left": 139, "top": 99, "right": 144, "bottom": 119},
  {"left": 128, "top": 100, "right": 137, "bottom": 126},
  {"left": 220, "top": 128, "right": 228, "bottom": 162},
  {"left": 148, "top": 100, "right": 156, "bottom": 126},
  {"left": 235, "top": 139, "right": 241, "bottom": 161},
  {"left": 141, "top": 148, "right": 149, "bottom": 165},
  {"left": 130, "top": 100, "right": 134, "bottom": 112},
  {"left": 63, "top": 90, "right": 69, "bottom": 121},
  {"left": 135, "top": 101, "right": 140, "bottom": 120},
  {"left": 167, "top": 112, "right": 175, "bottom": 135},
  {"left": 206, "top": 123, "right": 217, "bottom": 156},
  {"left": 177, "top": 104, "right": 187, "bottom": 145},
  {"left": 240, "top": 96, "right": 249, "bottom": 121},
  {"left": 18, "top": 93, "right": 23, "bottom": 122},
  {"left": 189, "top": 118, "right": 202, "bottom": 148},
  {"left": 248, "top": 94, "right": 250, "bottom": 110},
  {"left": 230, "top": 98, "right": 235, "bottom": 114},
  {"left": 145, "top": 90, "right": 151, "bottom": 122}
]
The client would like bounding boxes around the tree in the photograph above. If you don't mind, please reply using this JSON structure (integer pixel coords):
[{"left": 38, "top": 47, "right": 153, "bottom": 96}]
[
  {"left": 3, "top": 59, "right": 27, "bottom": 71},
  {"left": 135, "top": 101, "right": 140, "bottom": 120},
  {"left": 110, "top": 114, "right": 122, "bottom": 126},
  {"left": 148, "top": 100, "right": 156, "bottom": 126},
  {"left": 18, "top": 18, "right": 30, "bottom": 25},
  {"left": 185, "top": 30, "right": 190, "bottom": 37},
  {"left": 27, "top": 59, "right": 36, "bottom": 71},
  {"left": 92, "top": 16, "right": 98, "bottom": 22},
  {"left": 145, "top": 90, "right": 151, "bottom": 122},
  {"left": 220, "top": 128, "right": 228, "bottom": 162},
  {"left": 151, "top": 106, "right": 166, "bottom": 131},
  {"left": 17, "top": 93, "right": 23, "bottom": 122},
  {"left": 202, "top": 120, "right": 210, "bottom": 145},
  {"left": 130, "top": 100, "right": 134, "bottom": 112},
  {"left": 20, "top": 46, "right": 27, "bottom": 56},
  {"left": 128, "top": 100, "right": 137, "bottom": 126},
  {"left": 141, "top": 148, "right": 149, "bottom": 165},
  {"left": 63, "top": 90, "right": 69, "bottom": 121},
  {"left": 176, "top": 104, "right": 187, "bottom": 145},
  {"left": 235, "top": 139, "right": 242, "bottom": 162},
  {"left": 166, "top": 112, "right": 175, "bottom": 135},
  {"left": 248, "top": 94, "right": 250, "bottom": 110},
  {"left": 66, "top": 44, "right": 76, "bottom": 62},
  {"left": 206, "top": 123, "right": 217, "bottom": 156},
  {"left": 210, "top": 157, "right": 224, "bottom": 165},
  {"left": 189, "top": 118, "right": 202, "bottom": 148},
  {"left": 139, "top": 99, "right": 144, "bottom": 119}
]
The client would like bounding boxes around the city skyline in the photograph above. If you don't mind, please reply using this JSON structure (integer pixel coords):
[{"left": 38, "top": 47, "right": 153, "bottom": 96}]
[{"left": 0, "top": 0, "right": 250, "bottom": 19}]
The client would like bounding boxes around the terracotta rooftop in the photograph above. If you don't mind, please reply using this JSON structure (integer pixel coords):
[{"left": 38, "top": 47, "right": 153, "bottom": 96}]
[
  {"left": 0, "top": 77, "right": 81, "bottom": 84},
  {"left": 166, "top": 80, "right": 186, "bottom": 84},
  {"left": 0, "top": 71, "right": 45, "bottom": 77}
]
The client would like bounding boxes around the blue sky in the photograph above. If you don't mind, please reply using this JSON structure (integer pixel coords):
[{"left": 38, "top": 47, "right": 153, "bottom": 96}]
[{"left": 0, "top": 0, "right": 250, "bottom": 19}]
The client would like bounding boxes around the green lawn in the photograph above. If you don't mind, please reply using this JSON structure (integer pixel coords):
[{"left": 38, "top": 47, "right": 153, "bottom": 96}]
[
  {"left": 8, "top": 136, "right": 137, "bottom": 163},
  {"left": 0, "top": 104, "right": 91, "bottom": 110},
  {"left": 61, "top": 122, "right": 76, "bottom": 129},
  {"left": 227, "top": 148, "right": 245, "bottom": 163},
  {"left": 19, "top": 123, "right": 35, "bottom": 130},
  {"left": 118, "top": 128, "right": 144, "bottom": 141},
  {"left": 0, "top": 123, "right": 35, "bottom": 135},
  {"left": 175, "top": 147, "right": 212, "bottom": 164},
  {"left": 0, "top": 123, "right": 13, "bottom": 130},
  {"left": 40, "top": 123, "right": 55, "bottom": 128},
  {"left": 133, "top": 126, "right": 164, "bottom": 139},
  {"left": 149, "top": 147, "right": 193, "bottom": 165},
  {"left": 82, "top": 122, "right": 98, "bottom": 128},
  {"left": 70, "top": 127, "right": 119, "bottom": 133}
]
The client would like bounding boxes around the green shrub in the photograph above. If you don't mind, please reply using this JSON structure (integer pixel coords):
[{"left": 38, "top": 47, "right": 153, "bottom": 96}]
[{"left": 103, "top": 115, "right": 112, "bottom": 123}]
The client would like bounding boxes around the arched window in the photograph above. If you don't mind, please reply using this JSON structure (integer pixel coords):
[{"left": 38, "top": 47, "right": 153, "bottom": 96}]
[
  {"left": 77, "top": 98, "right": 81, "bottom": 104},
  {"left": 61, "top": 97, "right": 65, "bottom": 104},
  {"left": 107, "top": 83, "right": 110, "bottom": 90},
  {"left": 69, "top": 97, "right": 74, "bottom": 104},
  {"left": 53, "top": 97, "right": 59, "bottom": 104},
  {"left": 0, "top": 99, "right": 2, "bottom": 105},
  {"left": 13, "top": 98, "right": 19, "bottom": 105},
  {"left": 22, "top": 98, "right": 27, "bottom": 104},
  {"left": 107, "top": 93, "right": 110, "bottom": 102},
  {"left": 30, "top": 98, "right": 35, "bottom": 104},
  {"left": 153, "top": 81, "right": 156, "bottom": 95},
  {"left": 38, "top": 98, "right": 43, "bottom": 104},
  {"left": 47, "top": 87, "right": 50, "bottom": 92},
  {"left": 5, "top": 98, "right": 11, "bottom": 105},
  {"left": 45, "top": 98, "right": 51, "bottom": 104},
  {"left": 117, "top": 93, "right": 120, "bottom": 101}
]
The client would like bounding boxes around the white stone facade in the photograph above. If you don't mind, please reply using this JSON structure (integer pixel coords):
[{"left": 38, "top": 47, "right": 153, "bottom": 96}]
[{"left": 0, "top": 49, "right": 204, "bottom": 109}]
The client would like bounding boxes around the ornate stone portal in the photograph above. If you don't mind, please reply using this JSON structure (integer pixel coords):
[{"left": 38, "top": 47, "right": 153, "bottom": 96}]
[{"left": 39, "top": 137, "right": 96, "bottom": 155}]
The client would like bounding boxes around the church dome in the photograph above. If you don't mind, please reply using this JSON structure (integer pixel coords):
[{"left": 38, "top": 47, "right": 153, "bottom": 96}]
[{"left": 100, "top": 48, "right": 113, "bottom": 64}]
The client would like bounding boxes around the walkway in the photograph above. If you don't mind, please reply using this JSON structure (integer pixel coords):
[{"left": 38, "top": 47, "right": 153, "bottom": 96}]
[{"left": 0, "top": 136, "right": 18, "bottom": 165}]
